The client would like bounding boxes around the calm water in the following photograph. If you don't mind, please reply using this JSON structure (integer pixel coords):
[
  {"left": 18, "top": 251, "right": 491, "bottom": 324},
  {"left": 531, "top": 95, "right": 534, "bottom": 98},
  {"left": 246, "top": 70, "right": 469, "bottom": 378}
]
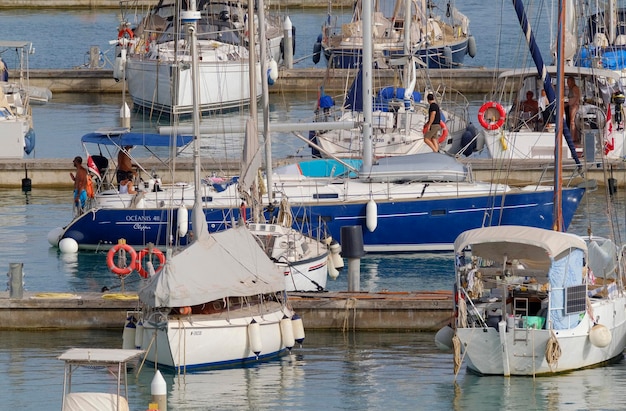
[{"left": 2, "top": 4, "right": 626, "bottom": 411}]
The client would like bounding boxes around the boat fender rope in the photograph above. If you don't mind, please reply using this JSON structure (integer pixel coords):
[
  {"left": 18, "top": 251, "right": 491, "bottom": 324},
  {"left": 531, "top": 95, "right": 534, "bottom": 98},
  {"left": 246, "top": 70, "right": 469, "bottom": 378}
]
[
  {"left": 106, "top": 243, "right": 137, "bottom": 276},
  {"left": 545, "top": 330, "right": 561, "bottom": 372}
]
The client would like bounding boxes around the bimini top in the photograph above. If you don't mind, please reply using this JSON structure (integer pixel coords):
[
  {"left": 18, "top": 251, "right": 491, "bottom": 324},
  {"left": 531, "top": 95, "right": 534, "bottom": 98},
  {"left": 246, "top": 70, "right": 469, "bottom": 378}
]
[
  {"left": 454, "top": 226, "right": 587, "bottom": 269},
  {"left": 81, "top": 127, "right": 193, "bottom": 148}
]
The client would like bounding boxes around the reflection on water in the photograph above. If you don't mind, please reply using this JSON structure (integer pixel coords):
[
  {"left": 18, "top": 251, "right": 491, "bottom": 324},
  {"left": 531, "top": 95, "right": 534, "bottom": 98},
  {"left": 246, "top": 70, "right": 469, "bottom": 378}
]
[{"left": 454, "top": 361, "right": 626, "bottom": 411}]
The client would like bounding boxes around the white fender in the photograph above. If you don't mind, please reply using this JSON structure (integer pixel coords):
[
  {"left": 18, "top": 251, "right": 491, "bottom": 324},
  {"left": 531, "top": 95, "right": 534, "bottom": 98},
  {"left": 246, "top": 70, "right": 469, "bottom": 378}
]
[
  {"left": 434, "top": 325, "right": 454, "bottom": 350},
  {"left": 330, "top": 241, "right": 344, "bottom": 271},
  {"left": 248, "top": 319, "right": 262, "bottom": 356},
  {"left": 122, "top": 316, "right": 136, "bottom": 350},
  {"left": 327, "top": 253, "right": 339, "bottom": 279},
  {"left": 47, "top": 227, "right": 64, "bottom": 247},
  {"left": 113, "top": 48, "right": 127, "bottom": 81},
  {"left": 134, "top": 319, "right": 144, "bottom": 349},
  {"left": 268, "top": 57, "right": 279, "bottom": 81},
  {"left": 177, "top": 205, "right": 188, "bottom": 237},
  {"left": 280, "top": 315, "right": 295, "bottom": 349},
  {"left": 366, "top": 199, "right": 378, "bottom": 232},
  {"left": 589, "top": 323, "right": 612, "bottom": 348},
  {"left": 292, "top": 314, "right": 305, "bottom": 345},
  {"left": 59, "top": 238, "right": 79, "bottom": 253}
]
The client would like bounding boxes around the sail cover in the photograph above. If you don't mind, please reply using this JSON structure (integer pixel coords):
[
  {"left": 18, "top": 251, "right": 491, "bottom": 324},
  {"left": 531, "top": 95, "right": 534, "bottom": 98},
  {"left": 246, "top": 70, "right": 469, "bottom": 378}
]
[{"left": 139, "top": 226, "right": 285, "bottom": 307}]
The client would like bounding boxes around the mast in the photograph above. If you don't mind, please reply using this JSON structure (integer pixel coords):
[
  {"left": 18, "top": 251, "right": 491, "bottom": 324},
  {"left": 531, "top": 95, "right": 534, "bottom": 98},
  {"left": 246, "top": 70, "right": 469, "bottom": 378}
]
[
  {"left": 361, "top": 0, "right": 373, "bottom": 170},
  {"left": 511, "top": 0, "right": 580, "bottom": 165},
  {"left": 258, "top": 0, "right": 273, "bottom": 206},
  {"left": 183, "top": 0, "right": 208, "bottom": 241},
  {"left": 553, "top": 0, "right": 565, "bottom": 231}
]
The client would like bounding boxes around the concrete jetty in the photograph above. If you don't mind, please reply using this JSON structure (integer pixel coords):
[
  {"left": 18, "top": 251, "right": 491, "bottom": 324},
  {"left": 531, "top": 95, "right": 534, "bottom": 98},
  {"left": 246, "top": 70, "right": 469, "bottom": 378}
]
[
  {"left": 0, "top": 157, "right": 620, "bottom": 190},
  {"left": 25, "top": 67, "right": 501, "bottom": 95},
  {"left": 0, "top": 290, "right": 454, "bottom": 331}
]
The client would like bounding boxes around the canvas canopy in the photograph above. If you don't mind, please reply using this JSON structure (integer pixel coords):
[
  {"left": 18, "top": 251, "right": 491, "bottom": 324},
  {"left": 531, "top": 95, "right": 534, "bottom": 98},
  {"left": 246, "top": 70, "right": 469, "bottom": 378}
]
[
  {"left": 81, "top": 129, "right": 193, "bottom": 148},
  {"left": 138, "top": 226, "right": 286, "bottom": 308},
  {"left": 454, "top": 225, "right": 587, "bottom": 270}
]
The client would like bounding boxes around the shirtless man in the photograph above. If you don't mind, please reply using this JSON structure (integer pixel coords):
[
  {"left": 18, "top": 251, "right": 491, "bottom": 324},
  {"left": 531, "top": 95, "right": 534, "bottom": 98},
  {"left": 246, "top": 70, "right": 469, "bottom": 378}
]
[
  {"left": 70, "top": 156, "right": 88, "bottom": 210},
  {"left": 566, "top": 77, "right": 581, "bottom": 142},
  {"left": 117, "top": 145, "right": 136, "bottom": 184}
]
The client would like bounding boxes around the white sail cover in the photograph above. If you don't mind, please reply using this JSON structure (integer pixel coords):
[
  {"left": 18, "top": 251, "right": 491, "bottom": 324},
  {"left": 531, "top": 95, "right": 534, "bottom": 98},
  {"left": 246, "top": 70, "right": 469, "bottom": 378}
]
[{"left": 139, "top": 226, "right": 285, "bottom": 307}]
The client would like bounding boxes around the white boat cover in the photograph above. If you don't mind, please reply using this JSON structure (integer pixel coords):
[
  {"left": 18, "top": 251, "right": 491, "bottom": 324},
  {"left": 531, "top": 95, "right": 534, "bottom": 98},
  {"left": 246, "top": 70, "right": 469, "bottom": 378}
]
[
  {"left": 454, "top": 225, "right": 587, "bottom": 269},
  {"left": 63, "top": 393, "right": 129, "bottom": 411},
  {"left": 139, "top": 226, "right": 285, "bottom": 307}
]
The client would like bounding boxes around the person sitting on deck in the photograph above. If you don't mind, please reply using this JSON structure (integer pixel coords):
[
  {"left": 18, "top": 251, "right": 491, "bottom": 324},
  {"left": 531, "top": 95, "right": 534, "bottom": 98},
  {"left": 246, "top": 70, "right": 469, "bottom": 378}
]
[{"left": 118, "top": 178, "right": 136, "bottom": 195}]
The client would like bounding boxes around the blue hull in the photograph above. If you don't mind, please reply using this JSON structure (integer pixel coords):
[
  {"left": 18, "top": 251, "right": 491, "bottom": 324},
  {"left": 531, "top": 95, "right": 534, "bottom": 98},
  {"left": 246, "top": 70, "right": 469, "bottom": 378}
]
[
  {"left": 61, "top": 187, "right": 584, "bottom": 252},
  {"left": 323, "top": 38, "right": 469, "bottom": 69}
]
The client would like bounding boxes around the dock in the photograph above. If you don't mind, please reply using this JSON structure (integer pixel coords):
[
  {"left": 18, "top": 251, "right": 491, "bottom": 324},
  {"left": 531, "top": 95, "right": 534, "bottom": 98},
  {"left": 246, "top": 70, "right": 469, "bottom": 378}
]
[
  {"left": 0, "top": 157, "right": 621, "bottom": 190},
  {"left": 0, "top": 290, "right": 454, "bottom": 331},
  {"left": 25, "top": 67, "right": 501, "bottom": 95}
]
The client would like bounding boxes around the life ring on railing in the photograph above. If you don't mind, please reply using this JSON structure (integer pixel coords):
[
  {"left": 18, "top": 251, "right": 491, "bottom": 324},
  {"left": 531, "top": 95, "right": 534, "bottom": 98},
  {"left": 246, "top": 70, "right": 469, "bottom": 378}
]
[
  {"left": 477, "top": 101, "right": 506, "bottom": 130},
  {"left": 438, "top": 121, "right": 448, "bottom": 144},
  {"left": 118, "top": 27, "right": 134, "bottom": 40},
  {"left": 106, "top": 243, "right": 137, "bottom": 276},
  {"left": 135, "top": 248, "right": 166, "bottom": 278}
]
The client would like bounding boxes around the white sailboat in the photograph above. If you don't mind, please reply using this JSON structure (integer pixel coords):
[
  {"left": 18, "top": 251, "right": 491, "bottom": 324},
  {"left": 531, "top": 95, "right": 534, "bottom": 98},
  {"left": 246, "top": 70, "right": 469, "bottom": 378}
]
[
  {"left": 447, "top": 0, "right": 626, "bottom": 377},
  {"left": 119, "top": 0, "right": 270, "bottom": 116},
  {"left": 0, "top": 41, "right": 41, "bottom": 159},
  {"left": 128, "top": 2, "right": 302, "bottom": 371}
]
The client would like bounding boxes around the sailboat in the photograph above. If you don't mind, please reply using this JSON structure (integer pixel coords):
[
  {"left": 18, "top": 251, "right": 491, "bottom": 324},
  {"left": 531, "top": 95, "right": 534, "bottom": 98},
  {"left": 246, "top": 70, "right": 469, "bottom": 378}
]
[
  {"left": 126, "top": 2, "right": 302, "bottom": 371},
  {"left": 309, "top": 46, "right": 472, "bottom": 159},
  {"left": 447, "top": 0, "right": 626, "bottom": 377},
  {"left": 118, "top": 0, "right": 278, "bottom": 116},
  {"left": 50, "top": 0, "right": 586, "bottom": 254},
  {"left": 0, "top": 41, "right": 41, "bottom": 159},
  {"left": 315, "top": 0, "right": 476, "bottom": 69}
]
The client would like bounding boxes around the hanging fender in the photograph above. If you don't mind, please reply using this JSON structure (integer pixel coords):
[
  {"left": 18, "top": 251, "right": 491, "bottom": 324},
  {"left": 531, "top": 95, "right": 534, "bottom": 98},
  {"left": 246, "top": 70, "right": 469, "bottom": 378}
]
[
  {"left": 106, "top": 243, "right": 137, "bottom": 276},
  {"left": 477, "top": 101, "right": 506, "bottom": 130},
  {"left": 135, "top": 248, "right": 166, "bottom": 278}
]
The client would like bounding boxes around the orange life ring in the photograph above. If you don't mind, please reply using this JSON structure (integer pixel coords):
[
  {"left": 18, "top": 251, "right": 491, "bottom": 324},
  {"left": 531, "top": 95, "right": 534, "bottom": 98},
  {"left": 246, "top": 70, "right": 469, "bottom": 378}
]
[
  {"left": 118, "top": 27, "right": 134, "bottom": 40},
  {"left": 438, "top": 121, "right": 448, "bottom": 144},
  {"left": 106, "top": 243, "right": 137, "bottom": 276},
  {"left": 477, "top": 101, "right": 506, "bottom": 130},
  {"left": 135, "top": 248, "right": 166, "bottom": 278}
]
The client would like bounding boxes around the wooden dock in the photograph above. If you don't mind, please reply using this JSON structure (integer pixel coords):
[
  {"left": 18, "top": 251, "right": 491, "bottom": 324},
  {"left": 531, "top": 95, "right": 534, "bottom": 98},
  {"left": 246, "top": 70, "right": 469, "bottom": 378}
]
[{"left": 0, "top": 291, "right": 454, "bottom": 331}]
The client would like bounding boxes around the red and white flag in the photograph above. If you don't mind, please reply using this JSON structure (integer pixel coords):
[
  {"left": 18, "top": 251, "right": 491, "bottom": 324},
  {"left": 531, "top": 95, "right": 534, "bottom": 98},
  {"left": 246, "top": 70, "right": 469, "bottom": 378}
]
[
  {"left": 87, "top": 154, "right": 100, "bottom": 177},
  {"left": 605, "top": 106, "right": 614, "bottom": 155}
]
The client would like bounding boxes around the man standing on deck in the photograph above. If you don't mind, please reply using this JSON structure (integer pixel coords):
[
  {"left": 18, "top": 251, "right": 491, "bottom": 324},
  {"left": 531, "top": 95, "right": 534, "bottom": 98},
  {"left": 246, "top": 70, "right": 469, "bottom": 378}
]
[
  {"left": 117, "top": 145, "right": 136, "bottom": 184},
  {"left": 423, "top": 93, "right": 442, "bottom": 152},
  {"left": 70, "top": 156, "right": 87, "bottom": 211}
]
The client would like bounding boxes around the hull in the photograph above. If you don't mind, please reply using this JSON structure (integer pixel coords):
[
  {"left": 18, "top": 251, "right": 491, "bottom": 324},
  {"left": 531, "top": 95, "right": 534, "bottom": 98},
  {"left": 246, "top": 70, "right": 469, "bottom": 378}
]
[
  {"left": 324, "top": 38, "right": 469, "bottom": 69},
  {"left": 126, "top": 55, "right": 261, "bottom": 115},
  {"left": 457, "top": 297, "right": 626, "bottom": 376},
  {"left": 60, "top": 186, "right": 585, "bottom": 253},
  {"left": 137, "top": 305, "right": 292, "bottom": 371}
]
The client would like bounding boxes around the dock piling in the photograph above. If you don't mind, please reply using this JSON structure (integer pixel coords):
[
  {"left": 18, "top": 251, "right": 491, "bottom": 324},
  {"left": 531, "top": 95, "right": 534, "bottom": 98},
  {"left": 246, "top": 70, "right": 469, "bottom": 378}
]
[{"left": 8, "top": 263, "right": 24, "bottom": 299}]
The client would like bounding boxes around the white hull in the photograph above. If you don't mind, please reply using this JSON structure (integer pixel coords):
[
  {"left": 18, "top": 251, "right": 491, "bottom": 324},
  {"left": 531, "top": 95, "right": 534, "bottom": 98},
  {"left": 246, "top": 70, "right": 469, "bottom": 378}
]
[
  {"left": 469, "top": 66, "right": 626, "bottom": 161},
  {"left": 248, "top": 222, "right": 330, "bottom": 292},
  {"left": 0, "top": 115, "right": 30, "bottom": 159},
  {"left": 453, "top": 226, "right": 626, "bottom": 376},
  {"left": 137, "top": 303, "right": 293, "bottom": 370},
  {"left": 125, "top": 41, "right": 262, "bottom": 115},
  {"left": 457, "top": 297, "right": 626, "bottom": 375}
]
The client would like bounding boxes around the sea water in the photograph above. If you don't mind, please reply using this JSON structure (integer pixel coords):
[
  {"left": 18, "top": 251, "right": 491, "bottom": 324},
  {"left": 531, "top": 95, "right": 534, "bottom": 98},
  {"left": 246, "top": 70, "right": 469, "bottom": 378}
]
[{"left": 2, "top": 5, "right": 626, "bottom": 410}]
